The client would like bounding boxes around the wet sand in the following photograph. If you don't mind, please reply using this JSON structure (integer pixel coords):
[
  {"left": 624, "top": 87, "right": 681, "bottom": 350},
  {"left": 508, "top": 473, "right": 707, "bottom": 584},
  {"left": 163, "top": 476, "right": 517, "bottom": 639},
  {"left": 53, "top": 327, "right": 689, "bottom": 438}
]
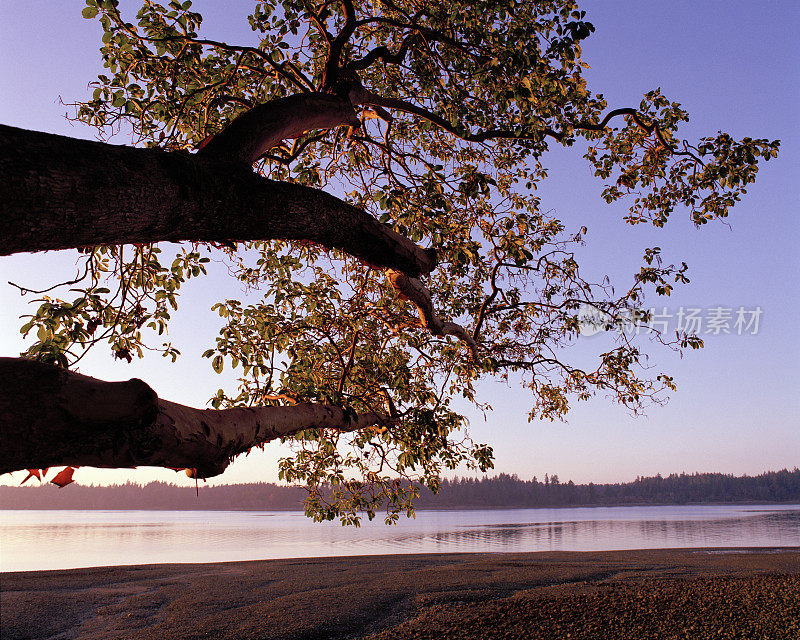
[{"left": 2, "top": 548, "right": 798, "bottom": 639}]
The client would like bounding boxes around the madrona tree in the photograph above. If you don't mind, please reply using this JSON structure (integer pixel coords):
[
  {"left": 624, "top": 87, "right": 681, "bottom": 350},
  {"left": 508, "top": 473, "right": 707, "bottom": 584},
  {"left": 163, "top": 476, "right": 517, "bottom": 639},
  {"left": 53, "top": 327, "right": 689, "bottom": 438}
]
[{"left": 0, "top": 0, "right": 778, "bottom": 522}]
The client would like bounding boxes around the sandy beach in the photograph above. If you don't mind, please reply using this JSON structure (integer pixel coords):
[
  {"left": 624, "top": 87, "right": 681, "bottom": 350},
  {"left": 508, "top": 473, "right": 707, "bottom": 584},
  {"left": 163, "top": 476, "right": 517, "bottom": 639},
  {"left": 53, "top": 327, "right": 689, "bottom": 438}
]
[{"left": 2, "top": 548, "right": 798, "bottom": 639}]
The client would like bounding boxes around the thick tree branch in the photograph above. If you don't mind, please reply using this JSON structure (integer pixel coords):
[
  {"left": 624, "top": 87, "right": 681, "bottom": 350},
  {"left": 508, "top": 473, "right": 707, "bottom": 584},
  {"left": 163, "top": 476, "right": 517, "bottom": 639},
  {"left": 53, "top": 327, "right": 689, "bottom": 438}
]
[
  {"left": 197, "top": 93, "right": 361, "bottom": 164},
  {"left": 0, "top": 124, "right": 436, "bottom": 277},
  {"left": 0, "top": 357, "right": 388, "bottom": 478}
]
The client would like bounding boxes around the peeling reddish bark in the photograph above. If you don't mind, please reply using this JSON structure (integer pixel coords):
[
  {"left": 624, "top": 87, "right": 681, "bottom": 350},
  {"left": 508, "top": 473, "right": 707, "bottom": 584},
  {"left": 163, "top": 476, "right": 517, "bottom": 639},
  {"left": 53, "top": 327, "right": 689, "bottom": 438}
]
[{"left": 198, "top": 93, "right": 362, "bottom": 164}]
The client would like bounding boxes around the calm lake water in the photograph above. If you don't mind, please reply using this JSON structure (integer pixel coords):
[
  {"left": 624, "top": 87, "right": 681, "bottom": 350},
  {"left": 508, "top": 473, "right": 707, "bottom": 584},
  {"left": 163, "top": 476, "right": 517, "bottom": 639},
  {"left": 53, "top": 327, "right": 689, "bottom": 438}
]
[{"left": 1, "top": 505, "right": 798, "bottom": 572}]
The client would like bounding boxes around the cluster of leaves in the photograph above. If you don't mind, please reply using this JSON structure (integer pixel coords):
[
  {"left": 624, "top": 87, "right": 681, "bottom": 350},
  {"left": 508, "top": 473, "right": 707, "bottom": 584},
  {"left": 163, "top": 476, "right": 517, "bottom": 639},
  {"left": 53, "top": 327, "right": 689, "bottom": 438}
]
[
  {"left": 18, "top": 244, "right": 208, "bottom": 367},
  {"left": 16, "top": 0, "right": 779, "bottom": 522},
  {"left": 584, "top": 90, "right": 779, "bottom": 227},
  {"left": 203, "top": 250, "right": 493, "bottom": 521},
  {"left": 20, "top": 467, "right": 77, "bottom": 488}
]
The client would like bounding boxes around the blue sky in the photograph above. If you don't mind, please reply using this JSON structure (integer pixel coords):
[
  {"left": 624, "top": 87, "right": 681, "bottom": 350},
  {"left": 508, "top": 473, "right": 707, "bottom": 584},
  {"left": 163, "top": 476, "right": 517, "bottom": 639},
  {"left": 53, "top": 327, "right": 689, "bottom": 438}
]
[{"left": 1, "top": 1, "right": 798, "bottom": 487}]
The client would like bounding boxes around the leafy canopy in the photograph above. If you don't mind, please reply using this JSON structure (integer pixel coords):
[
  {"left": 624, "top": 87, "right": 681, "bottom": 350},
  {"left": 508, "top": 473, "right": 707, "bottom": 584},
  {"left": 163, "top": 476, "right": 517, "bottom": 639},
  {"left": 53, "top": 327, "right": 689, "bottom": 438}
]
[{"left": 20, "top": 0, "right": 778, "bottom": 523}]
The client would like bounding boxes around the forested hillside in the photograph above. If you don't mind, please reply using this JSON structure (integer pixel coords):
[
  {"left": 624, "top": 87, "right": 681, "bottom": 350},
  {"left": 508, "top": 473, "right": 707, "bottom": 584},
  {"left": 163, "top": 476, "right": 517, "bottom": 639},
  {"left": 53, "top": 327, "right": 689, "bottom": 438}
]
[
  {"left": 417, "top": 469, "right": 800, "bottom": 508},
  {"left": 2, "top": 469, "right": 798, "bottom": 510}
]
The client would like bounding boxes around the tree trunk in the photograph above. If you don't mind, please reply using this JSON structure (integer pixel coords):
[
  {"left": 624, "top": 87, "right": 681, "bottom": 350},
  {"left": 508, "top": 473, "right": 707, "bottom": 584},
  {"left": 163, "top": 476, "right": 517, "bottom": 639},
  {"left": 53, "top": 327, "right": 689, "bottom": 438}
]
[{"left": 0, "top": 358, "right": 386, "bottom": 478}]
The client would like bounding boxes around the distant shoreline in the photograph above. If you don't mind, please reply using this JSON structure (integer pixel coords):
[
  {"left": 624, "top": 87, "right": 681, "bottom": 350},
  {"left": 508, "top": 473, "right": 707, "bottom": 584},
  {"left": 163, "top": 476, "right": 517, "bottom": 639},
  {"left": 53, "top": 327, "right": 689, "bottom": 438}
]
[
  {"left": 3, "top": 469, "right": 798, "bottom": 512},
  {"left": 3, "top": 500, "right": 800, "bottom": 511},
  {"left": 3, "top": 549, "right": 799, "bottom": 640}
]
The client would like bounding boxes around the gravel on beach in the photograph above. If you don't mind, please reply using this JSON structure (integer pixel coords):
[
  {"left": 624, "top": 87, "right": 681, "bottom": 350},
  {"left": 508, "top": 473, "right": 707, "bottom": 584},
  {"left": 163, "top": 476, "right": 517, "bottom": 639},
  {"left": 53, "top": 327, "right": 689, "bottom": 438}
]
[
  {"left": 362, "top": 574, "right": 800, "bottom": 640},
  {"left": 2, "top": 549, "right": 798, "bottom": 640}
]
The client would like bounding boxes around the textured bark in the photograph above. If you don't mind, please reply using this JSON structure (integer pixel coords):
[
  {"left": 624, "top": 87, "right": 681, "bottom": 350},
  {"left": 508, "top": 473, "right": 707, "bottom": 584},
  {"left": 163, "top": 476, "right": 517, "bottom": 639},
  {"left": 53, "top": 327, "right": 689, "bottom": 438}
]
[
  {"left": 0, "top": 358, "right": 387, "bottom": 478},
  {"left": 198, "top": 93, "right": 361, "bottom": 164},
  {"left": 0, "top": 124, "right": 436, "bottom": 276}
]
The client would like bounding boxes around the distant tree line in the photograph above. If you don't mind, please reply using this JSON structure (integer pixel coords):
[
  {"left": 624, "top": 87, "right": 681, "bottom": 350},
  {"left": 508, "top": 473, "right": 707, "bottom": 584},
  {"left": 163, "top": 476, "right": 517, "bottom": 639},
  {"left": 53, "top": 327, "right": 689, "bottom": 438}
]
[
  {"left": 415, "top": 468, "right": 800, "bottom": 508},
  {"left": 1, "top": 468, "right": 798, "bottom": 511}
]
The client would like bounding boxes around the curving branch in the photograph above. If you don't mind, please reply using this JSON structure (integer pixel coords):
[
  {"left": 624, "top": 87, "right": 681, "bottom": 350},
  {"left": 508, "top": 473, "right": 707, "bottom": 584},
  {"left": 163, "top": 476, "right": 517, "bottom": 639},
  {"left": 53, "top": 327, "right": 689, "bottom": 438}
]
[
  {"left": 0, "top": 358, "right": 389, "bottom": 478},
  {"left": 102, "top": 8, "right": 316, "bottom": 93},
  {"left": 348, "top": 32, "right": 417, "bottom": 71},
  {"left": 197, "top": 93, "right": 361, "bottom": 164},
  {"left": 260, "top": 132, "right": 330, "bottom": 165},
  {"left": 353, "top": 8, "right": 475, "bottom": 57},
  {"left": 386, "top": 269, "right": 478, "bottom": 358},
  {"left": 322, "top": 0, "right": 359, "bottom": 90},
  {"left": 352, "top": 89, "right": 682, "bottom": 151}
]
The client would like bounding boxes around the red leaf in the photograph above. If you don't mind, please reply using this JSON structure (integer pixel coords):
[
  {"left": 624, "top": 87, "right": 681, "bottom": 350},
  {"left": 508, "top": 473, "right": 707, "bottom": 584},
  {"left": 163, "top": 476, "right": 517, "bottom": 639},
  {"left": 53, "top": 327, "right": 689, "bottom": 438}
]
[
  {"left": 51, "top": 467, "right": 76, "bottom": 488},
  {"left": 20, "top": 469, "right": 42, "bottom": 485}
]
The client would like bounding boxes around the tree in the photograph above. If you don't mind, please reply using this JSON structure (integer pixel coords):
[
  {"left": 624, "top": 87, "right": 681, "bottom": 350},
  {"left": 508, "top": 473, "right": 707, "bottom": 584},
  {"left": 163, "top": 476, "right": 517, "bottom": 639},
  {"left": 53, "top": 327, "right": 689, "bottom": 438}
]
[{"left": 0, "top": 0, "right": 778, "bottom": 523}]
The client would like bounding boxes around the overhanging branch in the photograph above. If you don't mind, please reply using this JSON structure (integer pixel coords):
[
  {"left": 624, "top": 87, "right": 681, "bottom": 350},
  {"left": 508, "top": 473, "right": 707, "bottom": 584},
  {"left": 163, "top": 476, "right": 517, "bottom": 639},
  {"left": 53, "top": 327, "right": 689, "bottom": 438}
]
[
  {"left": 0, "top": 124, "right": 436, "bottom": 277},
  {"left": 0, "top": 357, "right": 389, "bottom": 478}
]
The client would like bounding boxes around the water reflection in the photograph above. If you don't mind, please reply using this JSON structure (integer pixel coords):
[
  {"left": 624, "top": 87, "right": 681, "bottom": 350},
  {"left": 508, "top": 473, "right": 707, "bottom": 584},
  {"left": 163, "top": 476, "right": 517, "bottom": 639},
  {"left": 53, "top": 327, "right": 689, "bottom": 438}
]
[
  {"left": 457, "top": 512, "right": 800, "bottom": 551},
  {"left": 432, "top": 521, "right": 569, "bottom": 547},
  {"left": 1, "top": 505, "right": 798, "bottom": 572}
]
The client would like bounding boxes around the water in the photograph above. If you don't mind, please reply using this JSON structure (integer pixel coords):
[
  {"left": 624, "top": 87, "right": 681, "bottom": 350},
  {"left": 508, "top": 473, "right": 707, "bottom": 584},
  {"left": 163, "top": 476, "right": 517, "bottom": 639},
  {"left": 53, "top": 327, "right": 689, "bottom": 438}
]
[{"left": 1, "top": 505, "right": 798, "bottom": 572}]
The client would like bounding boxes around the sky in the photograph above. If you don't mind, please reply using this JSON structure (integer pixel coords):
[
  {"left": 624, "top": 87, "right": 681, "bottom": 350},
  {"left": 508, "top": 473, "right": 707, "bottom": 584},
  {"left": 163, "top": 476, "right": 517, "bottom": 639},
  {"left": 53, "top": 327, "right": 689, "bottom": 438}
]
[{"left": 0, "top": 1, "right": 798, "bottom": 487}]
